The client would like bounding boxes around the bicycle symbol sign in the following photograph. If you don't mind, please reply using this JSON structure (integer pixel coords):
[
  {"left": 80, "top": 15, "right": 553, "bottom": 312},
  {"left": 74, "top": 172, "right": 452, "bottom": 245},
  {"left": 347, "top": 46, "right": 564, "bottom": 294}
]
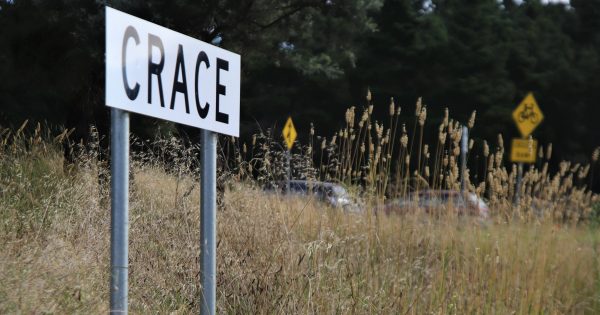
[{"left": 512, "top": 92, "right": 544, "bottom": 138}]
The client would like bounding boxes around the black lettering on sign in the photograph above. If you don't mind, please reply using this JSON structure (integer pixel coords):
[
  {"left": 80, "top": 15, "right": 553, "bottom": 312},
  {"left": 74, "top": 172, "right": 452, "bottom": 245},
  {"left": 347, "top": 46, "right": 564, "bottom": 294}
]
[
  {"left": 216, "top": 58, "right": 229, "bottom": 124},
  {"left": 148, "top": 34, "right": 165, "bottom": 107},
  {"left": 170, "top": 44, "right": 190, "bottom": 113},
  {"left": 122, "top": 26, "right": 140, "bottom": 100},
  {"left": 195, "top": 51, "right": 210, "bottom": 119}
]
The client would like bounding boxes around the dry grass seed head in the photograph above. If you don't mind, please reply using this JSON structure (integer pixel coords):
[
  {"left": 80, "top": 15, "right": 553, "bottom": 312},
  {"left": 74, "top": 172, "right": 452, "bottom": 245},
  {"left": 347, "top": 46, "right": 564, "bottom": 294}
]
[
  {"left": 494, "top": 153, "right": 504, "bottom": 172},
  {"left": 578, "top": 165, "right": 590, "bottom": 179},
  {"left": 418, "top": 106, "right": 427, "bottom": 126},
  {"left": 439, "top": 132, "right": 447, "bottom": 145},
  {"left": 570, "top": 163, "right": 580, "bottom": 173},
  {"left": 468, "top": 110, "right": 476, "bottom": 129},
  {"left": 415, "top": 97, "right": 422, "bottom": 116},
  {"left": 592, "top": 147, "right": 600, "bottom": 162},
  {"left": 453, "top": 146, "right": 460, "bottom": 157},
  {"left": 401, "top": 134, "right": 408, "bottom": 148},
  {"left": 483, "top": 140, "right": 490, "bottom": 157},
  {"left": 443, "top": 107, "right": 449, "bottom": 127}
]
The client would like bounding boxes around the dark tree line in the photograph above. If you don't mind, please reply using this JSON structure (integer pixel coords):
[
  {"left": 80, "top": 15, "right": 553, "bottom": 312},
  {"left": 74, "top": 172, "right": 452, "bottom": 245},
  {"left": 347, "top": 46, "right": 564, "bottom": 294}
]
[{"left": 1, "top": 0, "right": 599, "bottom": 164}]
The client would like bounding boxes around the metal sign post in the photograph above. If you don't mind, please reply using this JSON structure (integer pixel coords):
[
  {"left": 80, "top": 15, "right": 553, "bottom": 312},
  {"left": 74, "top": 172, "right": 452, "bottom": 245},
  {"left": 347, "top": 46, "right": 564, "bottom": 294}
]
[
  {"left": 460, "top": 126, "right": 468, "bottom": 193},
  {"left": 106, "top": 7, "right": 240, "bottom": 314},
  {"left": 110, "top": 108, "right": 130, "bottom": 314},
  {"left": 286, "top": 150, "right": 291, "bottom": 192},
  {"left": 510, "top": 93, "right": 543, "bottom": 207},
  {"left": 200, "top": 130, "right": 217, "bottom": 315}
]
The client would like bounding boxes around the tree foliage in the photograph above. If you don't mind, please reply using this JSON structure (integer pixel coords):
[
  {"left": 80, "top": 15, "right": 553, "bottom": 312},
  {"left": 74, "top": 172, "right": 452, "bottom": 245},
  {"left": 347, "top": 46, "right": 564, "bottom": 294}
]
[
  {"left": 353, "top": 0, "right": 600, "bottom": 162},
  {"left": 1, "top": 0, "right": 599, "bottom": 163}
]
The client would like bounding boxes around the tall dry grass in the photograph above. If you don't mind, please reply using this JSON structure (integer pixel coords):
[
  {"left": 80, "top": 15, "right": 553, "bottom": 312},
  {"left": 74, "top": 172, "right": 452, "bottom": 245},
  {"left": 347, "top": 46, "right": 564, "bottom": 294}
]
[
  {"left": 1, "top": 119, "right": 600, "bottom": 313},
  {"left": 220, "top": 91, "right": 597, "bottom": 224}
]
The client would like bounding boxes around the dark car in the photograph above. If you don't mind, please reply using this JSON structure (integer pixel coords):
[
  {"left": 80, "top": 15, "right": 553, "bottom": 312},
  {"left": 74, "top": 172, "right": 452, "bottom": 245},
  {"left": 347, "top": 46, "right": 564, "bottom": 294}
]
[
  {"left": 383, "top": 190, "right": 489, "bottom": 219},
  {"left": 266, "top": 180, "right": 362, "bottom": 212}
]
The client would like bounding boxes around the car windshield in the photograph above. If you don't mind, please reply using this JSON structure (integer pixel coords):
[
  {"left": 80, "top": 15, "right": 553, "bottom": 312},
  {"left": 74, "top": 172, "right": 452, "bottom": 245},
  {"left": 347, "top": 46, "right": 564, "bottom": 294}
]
[
  {"left": 331, "top": 185, "right": 348, "bottom": 198},
  {"left": 289, "top": 182, "right": 307, "bottom": 192}
]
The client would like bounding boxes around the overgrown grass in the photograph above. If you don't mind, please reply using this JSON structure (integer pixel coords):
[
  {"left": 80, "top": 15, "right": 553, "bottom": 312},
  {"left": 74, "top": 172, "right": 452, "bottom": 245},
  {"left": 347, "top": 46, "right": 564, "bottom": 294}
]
[
  {"left": 219, "top": 92, "right": 597, "bottom": 223},
  {"left": 1, "top": 120, "right": 600, "bottom": 313}
]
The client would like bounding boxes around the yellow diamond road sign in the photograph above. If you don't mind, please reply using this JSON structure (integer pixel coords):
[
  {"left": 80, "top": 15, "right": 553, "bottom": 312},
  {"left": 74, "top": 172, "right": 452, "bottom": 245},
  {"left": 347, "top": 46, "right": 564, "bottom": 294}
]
[
  {"left": 510, "top": 138, "right": 538, "bottom": 164},
  {"left": 282, "top": 117, "right": 297, "bottom": 150},
  {"left": 512, "top": 92, "right": 544, "bottom": 138}
]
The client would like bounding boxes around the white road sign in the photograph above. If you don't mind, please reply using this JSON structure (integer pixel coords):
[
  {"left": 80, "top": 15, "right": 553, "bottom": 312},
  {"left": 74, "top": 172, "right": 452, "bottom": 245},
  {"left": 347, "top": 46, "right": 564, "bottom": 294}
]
[{"left": 106, "top": 7, "right": 240, "bottom": 137}]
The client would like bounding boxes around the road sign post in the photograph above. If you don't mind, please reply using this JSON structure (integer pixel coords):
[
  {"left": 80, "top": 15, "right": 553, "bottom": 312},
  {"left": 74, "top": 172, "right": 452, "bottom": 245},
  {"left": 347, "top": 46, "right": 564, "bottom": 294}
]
[
  {"left": 106, "top": 7, "right": 240, "bottom": 314},
  {"left": 460, "top": 126, "right": 468, "bottom": 193},
  {"left": 200, "top": 130, "right": 217, "bottom": 315},
  {"left": 286, "top": 150, "right": 291, "bottom": 193},
  {"left": 282, "top": 117, "right": 297, "bottom": 192},
  {"left": 510, "top": 93, "right": 543, "bottom": 207},
  {"left": 110, "top": 108, "right": 129, "bottom": 314}
]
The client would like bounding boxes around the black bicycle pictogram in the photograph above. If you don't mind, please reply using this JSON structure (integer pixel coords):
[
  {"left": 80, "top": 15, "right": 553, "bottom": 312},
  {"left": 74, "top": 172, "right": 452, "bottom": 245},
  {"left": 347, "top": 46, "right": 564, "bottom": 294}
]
[
  {"left": 517, "top": 103, "right": 538, "bottom": 124},
  {"left": 285, "top": 128, "right": 292, "bottom": 141}
]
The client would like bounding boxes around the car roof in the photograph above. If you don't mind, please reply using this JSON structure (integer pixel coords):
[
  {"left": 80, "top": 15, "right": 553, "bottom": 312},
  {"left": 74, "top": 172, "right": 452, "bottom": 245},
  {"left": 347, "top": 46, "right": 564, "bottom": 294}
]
[{"left": 279, "top": 180, "right": 339, "bottom": 187}]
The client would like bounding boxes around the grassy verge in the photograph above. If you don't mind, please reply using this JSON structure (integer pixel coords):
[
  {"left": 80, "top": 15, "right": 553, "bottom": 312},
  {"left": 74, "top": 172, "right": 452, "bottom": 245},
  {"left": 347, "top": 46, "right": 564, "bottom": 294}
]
[{"left": 1, "top": 133, "right": 599, "bottom": 313}]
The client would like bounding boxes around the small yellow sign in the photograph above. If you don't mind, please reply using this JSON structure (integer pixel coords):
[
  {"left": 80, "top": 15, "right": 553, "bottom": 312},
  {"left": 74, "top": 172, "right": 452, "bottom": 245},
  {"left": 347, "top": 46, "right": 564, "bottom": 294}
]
[
  {"left": 282, "top": 117, "right": 297, "bottom": 150},
  {"left": 512, "top": 92, "right": 544, "bottom": 138},
  {"left": 510, "top": 138, "right": 538, "bottom": 163}
]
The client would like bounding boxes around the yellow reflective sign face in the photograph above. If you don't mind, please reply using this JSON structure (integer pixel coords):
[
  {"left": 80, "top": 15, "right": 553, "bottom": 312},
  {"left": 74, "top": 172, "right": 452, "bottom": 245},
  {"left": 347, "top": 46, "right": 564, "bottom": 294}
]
[
  {"left": 512, "top": 92, "right": 544, "bottom": 138},
  {"left": 510, "top": 138, "right": 538, "bottom": 164},
  {"left": 282, "top": 117, "right": 297, "bottom": 150}
]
